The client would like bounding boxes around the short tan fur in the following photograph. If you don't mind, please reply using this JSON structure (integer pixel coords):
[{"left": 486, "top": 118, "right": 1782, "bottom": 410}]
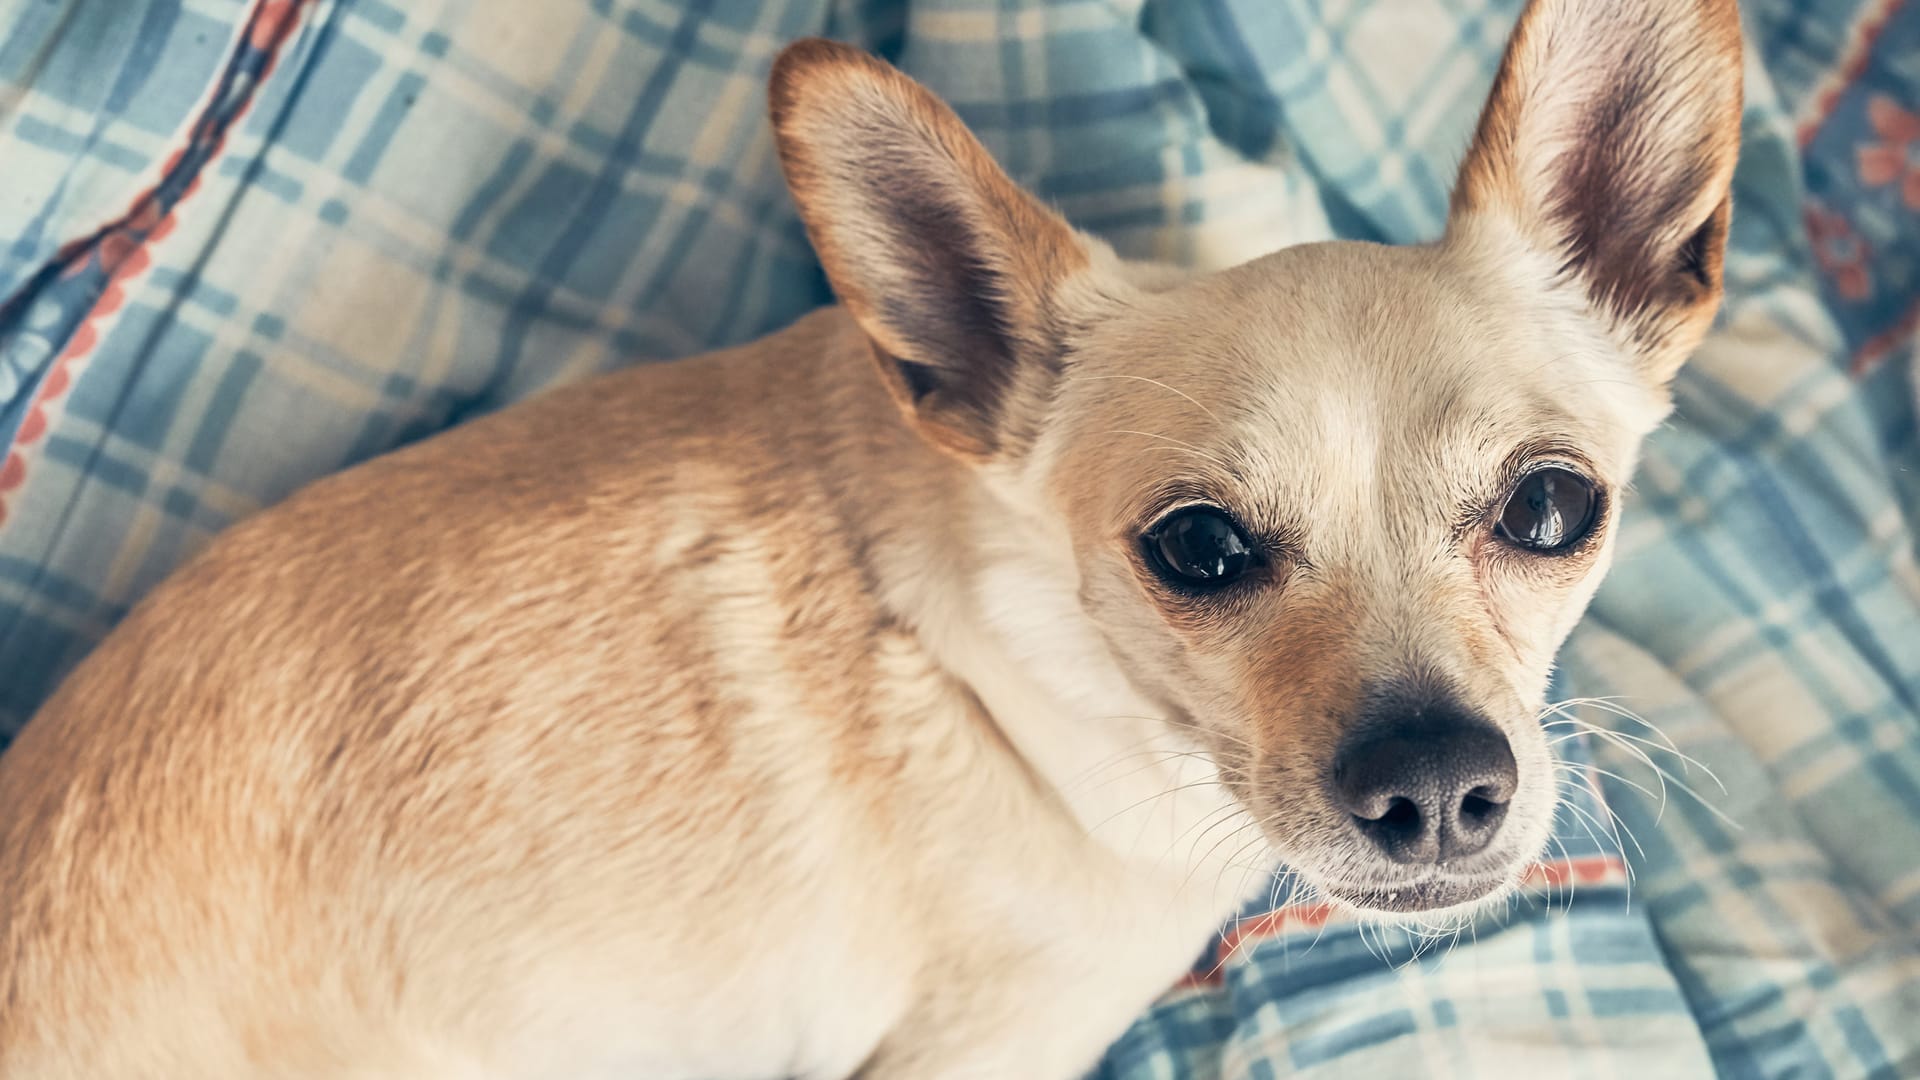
[{"left": 0, "top": 1, "right": 1742, "bottom": 1075}]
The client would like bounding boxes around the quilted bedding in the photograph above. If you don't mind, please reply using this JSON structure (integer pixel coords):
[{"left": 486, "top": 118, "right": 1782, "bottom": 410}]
[{"left": 0, "top": 1, "right": 1916, "bottom": 1076}]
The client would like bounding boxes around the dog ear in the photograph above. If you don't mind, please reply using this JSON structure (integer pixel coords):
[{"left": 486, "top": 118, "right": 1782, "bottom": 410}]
[
  {"left": 770, "top": 39, "right": 1095, "bottom": 460},
  {"left": 1449, "top": 0, "right": 1744, "bottom": 384}
]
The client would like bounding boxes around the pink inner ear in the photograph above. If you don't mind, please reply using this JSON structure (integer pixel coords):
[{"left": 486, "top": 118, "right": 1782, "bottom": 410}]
[
  {"left": 768, "top": 39, "right": 1096, "bottom": 460},
  {"left": 1545, "top": 118, "right": 1728, "bottom": 321},
  {"left": 1449, "top": 0, "right": 1742, "bottom": 357}
]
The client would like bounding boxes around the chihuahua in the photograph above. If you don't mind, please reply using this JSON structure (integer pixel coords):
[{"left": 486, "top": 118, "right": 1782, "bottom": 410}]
[{"left": 0, "top": 0, "right": 1742, "bottom": 1075}]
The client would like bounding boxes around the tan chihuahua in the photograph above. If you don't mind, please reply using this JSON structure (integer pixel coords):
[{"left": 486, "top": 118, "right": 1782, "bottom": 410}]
[{"left": 0, "top": 0, "right": 1742, "bottom": 1076}]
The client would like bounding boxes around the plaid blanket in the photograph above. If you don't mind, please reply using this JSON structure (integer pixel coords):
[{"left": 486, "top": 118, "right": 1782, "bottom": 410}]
[{"left": 2, "top": 1, "right": 1916, "bottom": 1076}]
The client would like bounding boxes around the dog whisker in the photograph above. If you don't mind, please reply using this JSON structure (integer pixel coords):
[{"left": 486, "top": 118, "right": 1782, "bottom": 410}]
[
  {"left": 1086, "top": 778, "right": 1231, "bottom": 842},
  {"left": 1204, "top": 833, "right": 1284, "bottom": 979},
  {"left": 1079, "top": 714, "right": 1264, "bottom": 758},
  {"left": 1547, "top": 710, "right": 1675, "bottom": 822},
  {"left": 1194, "top": 821, "right": 1261, "bottom": 908},
  {"left": 1096, "top": 430, "right": 1235, "bottom": 471},
  {"left": 1559, "top": 790, "right": 1636, "bottom": 911},
  {"left": 1550, "top": 701, "right": 1728, "bottom": 795},
  {"left": 1168, "top": 802, "right": 1256, "bottom": 885},
  {"left": 1553, "top": 759, "right": 1662, "bottom": 812},
  {"left": 1545, "top": 696, "right": 1716, "bottom": 778},
  {"left": 1066, "top": 375, "right": 1220, "bottom": 422},
  {"left": 1068, "top": 747, "right": 1237, "bottom": 792},
  {"left": 1548, "top": 833, "right": 1579, "bottom": 911}
]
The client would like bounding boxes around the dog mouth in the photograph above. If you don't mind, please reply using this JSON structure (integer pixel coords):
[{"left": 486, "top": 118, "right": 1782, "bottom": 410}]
[{"left": 1320, "top": 873, "right": 1508, "bottom": 914}]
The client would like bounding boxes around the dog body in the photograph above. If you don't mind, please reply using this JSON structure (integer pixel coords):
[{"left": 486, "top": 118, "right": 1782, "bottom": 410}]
[
  {"left": 0, "top": 308, "right": 1254, "bottom": 1078},
  {"left": 0, "top": 1, "right": 1743, "bottom": 1076}
]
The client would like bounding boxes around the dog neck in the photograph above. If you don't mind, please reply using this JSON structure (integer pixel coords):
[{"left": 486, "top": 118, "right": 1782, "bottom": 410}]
[{"left": 805, "top": 311, "right": 1263, "bottom": 914}]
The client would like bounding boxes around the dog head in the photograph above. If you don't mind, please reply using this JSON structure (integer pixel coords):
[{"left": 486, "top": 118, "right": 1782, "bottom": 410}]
[{"left": 769, "top": 0, "right": 1742, "bottom": 916}]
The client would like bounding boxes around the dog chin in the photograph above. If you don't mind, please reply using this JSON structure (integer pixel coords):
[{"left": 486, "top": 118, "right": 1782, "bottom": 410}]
[{"left": 1319, "top": 872, "right": 1514, "bottom": 919}]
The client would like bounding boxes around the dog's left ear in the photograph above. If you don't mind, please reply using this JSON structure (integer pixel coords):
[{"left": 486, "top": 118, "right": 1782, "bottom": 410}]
[
  {"left": 769, "top": 40, "right": 1097, "bottom": 461},
  {"left": 1449, "top": 0, "right": 1745, "bottom": 384}
]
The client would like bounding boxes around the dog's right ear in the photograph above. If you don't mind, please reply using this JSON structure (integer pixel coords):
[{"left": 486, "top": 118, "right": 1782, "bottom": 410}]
[
  {"left": 1449, "top": 0, "right": 1745, "bottom": 386},
  {"left": 769, "top": 40, "right": 1095, "bottom": 461}
]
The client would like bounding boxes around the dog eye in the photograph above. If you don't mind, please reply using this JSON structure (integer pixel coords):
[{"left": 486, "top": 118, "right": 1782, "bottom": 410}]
[
  {"left": 1496, "top": 467, "right": 1598, "bottom": 552},
  {"left": 1145, "top": 508, "right": 1254, "bottom": 588}
]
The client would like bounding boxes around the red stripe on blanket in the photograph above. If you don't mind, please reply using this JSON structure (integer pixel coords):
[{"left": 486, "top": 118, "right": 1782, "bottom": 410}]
[
  {"left": 1797, "top": 0, "right": 1907, "bottom": 148},
  {"left": 1176, "top": 854, "right": 1629, "bottom": 988},
  {"left": 0, "top": 0, "right": 315, "bottom": 529},
  {"left": 1851, "top": 298, "right": 1920, "bottom": 376}
]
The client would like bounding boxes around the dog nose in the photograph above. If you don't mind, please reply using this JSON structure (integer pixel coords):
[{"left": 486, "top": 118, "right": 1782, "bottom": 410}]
[{"left": 1331, "top": 717, "right": 1517, "bottom": 864}]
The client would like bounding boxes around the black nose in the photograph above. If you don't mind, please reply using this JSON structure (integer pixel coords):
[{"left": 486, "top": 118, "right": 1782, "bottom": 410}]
[{"left": 1331, "top": 716, "right": 1517, "bottom": 864}]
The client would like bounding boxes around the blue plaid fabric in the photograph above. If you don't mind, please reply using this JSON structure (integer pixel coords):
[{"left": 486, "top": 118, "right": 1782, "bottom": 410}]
[{"left": 1, "top": 1, "right": 1915, "bottom": 1076}]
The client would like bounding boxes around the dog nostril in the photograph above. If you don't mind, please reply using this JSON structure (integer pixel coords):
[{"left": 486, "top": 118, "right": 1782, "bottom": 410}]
[
  {"left": 1460, "top": 787, "right": 1503, "bottom": 822},
  {"left": 1377, "top": 797, "right": 1420, "bottom": 829},
  {"left": 1349, "top": 795, "right": 1432, "bottom": 863},
  {"left": 1455, "top": 781, "right": 1510, "bottom": 839}
]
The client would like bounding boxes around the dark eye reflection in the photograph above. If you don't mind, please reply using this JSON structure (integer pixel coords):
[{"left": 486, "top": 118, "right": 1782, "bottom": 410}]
[
  {"left": 1495, "top": 467, "right": 1598, "bottom": 552},
  {"left": 1144, "top": 508, "right": 1254, "bottom": 588}
]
